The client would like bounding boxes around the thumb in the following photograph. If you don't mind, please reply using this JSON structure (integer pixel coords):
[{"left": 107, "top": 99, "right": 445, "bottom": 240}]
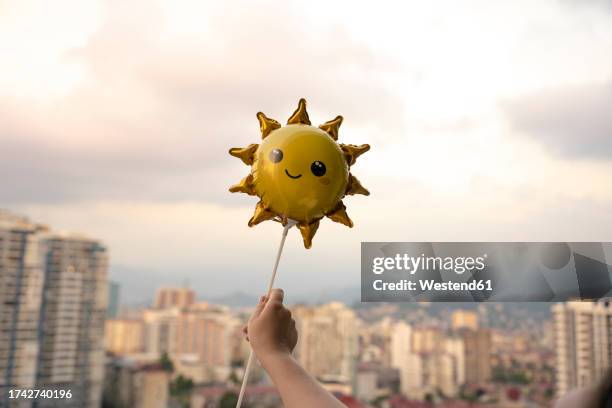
[{"left": 264, "top": 288, "right": 284, "bottom": 312}]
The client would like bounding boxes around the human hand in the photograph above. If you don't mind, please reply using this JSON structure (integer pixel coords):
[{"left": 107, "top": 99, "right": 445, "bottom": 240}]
[{"left": 244, "top": 288, "right": 298, "bottom": 364}]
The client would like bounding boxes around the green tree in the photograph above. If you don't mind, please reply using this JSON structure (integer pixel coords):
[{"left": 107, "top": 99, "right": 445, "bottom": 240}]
[
  {"left": 231, "top": 358, "right": 244, "bottom": 368},
  {"left": 459, "top": 385, "right": 478, "bottom": 403},
  {"left": 170, "top": 375, "right": 195, "bottom": 408},
  {"left": 159, "top": 351, "right": 174, "bottom": 372},
  {"left": 219, "top": 391, "right": 239, "bottom": 408},
  {"left": 509, "top": 371, "right": 530, "bottom": 385},
  {"left": 228, "top": 370, "right": 240, "bottom": 385},
  {"left": 170, "top": 375, "right": 194, "bottom": 396},
  {"left": 370, "top": 394, "right": 388, "bottom": 407}
]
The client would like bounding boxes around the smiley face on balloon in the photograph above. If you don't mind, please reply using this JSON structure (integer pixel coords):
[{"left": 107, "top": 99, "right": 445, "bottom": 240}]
[{"left": 229, "top": 99, "right": 370, "bottom": 248}]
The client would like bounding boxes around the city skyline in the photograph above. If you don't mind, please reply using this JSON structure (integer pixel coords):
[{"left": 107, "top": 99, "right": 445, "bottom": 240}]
[
  {"left": 0, "top": 211, "right": 108, "bottom": 407},
  {"left": 0, "top": 209, "right": 578, "bottom": 406},
  {"left": 2, "top": 0, "right": 612, "bottom": 300},
  {"left": 104, "top": 280, "right": 558, "bottom": 406}
]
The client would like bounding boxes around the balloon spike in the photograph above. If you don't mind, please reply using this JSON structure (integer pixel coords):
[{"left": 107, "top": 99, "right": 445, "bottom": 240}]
[
  {"left": 341, "top": 143, "right": 370, "bottom": 166},
  {"left": 229, "top": 174, "right": 256, "bottom": 195},
  {"left": 287, "top": 98, "right": 311, "bottom": 125},
  {"left": 326, "top": 201, "right": 353, "bottom": 227},
  {"left": 319, "top": 115, "right": 343, "bottom": 140},
  {"left": 298, "top": 219, "right": 320, "bottom": 249},
  {"left": 229, "top": 144, "right": 259, "bottom": 165},
  {"left": 346, "top": 174, "right": 369, "bottom": 196},
  {"left": 248, "top": 202, "right": 277, "bottom": 227},
  {"left": 257, "top": 112, "right": 281, "bottom": 139}
]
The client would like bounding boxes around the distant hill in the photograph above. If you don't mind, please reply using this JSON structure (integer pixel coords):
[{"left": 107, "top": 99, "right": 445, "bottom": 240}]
[
  {"left": 209, "top": 291, "right": 259, "bottom": 308},
  {"left": 293, "top": 285, "right": 361, "bottom": 305},
  {"left": 110, "top": 265, "right": 555, "bottom": 327},
  {"left": 208, "top": 287, "right": 362, "bottom": 308}
]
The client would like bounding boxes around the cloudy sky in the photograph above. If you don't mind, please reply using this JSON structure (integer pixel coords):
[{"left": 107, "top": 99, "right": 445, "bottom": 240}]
[{"left": 2, "top": 0, "right": 612, "bottom": 303}]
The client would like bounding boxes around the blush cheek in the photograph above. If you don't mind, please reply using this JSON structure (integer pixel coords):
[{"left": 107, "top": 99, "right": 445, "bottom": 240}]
[{"left": 319, "top": 177, "right": 331, "bottom": 186}]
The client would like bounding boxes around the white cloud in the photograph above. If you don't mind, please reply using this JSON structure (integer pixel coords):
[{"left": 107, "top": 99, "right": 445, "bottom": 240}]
[
  {"left": 3, "top": 0, "right": 612, "bottom": 299},
  {"left": 0, "top": 0, "right": 402, "bottom": 205},
  {"left": 503, "top": 80, "right": 612, "bottom": 159}
]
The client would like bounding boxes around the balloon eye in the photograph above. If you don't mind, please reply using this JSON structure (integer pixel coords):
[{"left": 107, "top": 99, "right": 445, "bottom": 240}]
[
  {"left": 269, "top": 149, "right": 283, "bottom": 163},
  {"left": 310, "top": 161, "right": 326, "bottom": 177}
]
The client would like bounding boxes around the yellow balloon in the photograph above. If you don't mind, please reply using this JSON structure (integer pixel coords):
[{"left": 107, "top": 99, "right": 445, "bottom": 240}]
[
  {"left": 253, "top": 125, "right": 348, "bottom": 223},
  {"left": 229, "top": 99, "right": 370, "bottom": 248}
]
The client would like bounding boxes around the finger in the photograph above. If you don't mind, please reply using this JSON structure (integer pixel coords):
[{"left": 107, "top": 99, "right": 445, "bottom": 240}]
[
  {"left": 241, "top": 325, "right": 250, "bottom": 341},
  {"left": 268, "top": 288, "right": 284, "bottom": 303},
  {"left": 264, "top": 288, "right": 284, "bottom": 311},
  {"left": 252, "top": 295, "right": 268, "bottom": 317},
  {"left": 289, "top": 320, "right": 298, "bottom": 351},
  {"left": 280, "top": 308, "right": 291, "bottom": 321}
]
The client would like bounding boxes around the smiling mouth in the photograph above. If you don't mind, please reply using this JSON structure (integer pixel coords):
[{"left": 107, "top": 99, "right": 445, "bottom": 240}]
[{"left": 285, "top": 169, "right": 302, "bottom": 179}]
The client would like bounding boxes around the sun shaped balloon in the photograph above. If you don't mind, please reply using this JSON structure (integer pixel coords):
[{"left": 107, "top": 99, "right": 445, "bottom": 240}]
[{"left": 228, "top": 98, "right": 370, "bottom": 248}]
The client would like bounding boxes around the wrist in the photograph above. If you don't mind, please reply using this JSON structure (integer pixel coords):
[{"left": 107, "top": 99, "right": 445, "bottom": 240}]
[{"left": 257, "top": 350, "right": 294, "bottom": 373}]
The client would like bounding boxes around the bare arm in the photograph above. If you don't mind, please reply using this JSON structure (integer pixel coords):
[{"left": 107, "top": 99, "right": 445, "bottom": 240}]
[
  {"left": 260, "top": 353, "right": 345, "bottom": 408},
  {"left": 554, "top": 387, "right": 598, "bottom": 408},
  {"left": 246, "top": 289, "right": 345, "bottom": 408}
]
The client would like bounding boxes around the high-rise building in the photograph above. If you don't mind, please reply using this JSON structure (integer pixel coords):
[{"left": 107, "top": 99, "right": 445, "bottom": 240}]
[
  {"left": 154, "top": 287, "right": 195, "bottom": 309},
  {"left": 293, "top": 303, "right": 358, "bottom": 385},
  {"left": 440, "top": 336, "right": 465, "bottom": 395},
  {"left": 411, "top": 327, "right": 441, "bottom": 354},
  {"left": 174, "top": 304, "right": 239, "bottom": 381},
  {"left": 0, "top": 213, "right": 47, "bottom": 405},
  {"left": 390, "top": 321, "right": 421, "bottom": 397},
  {"left": 34, "top": 234, "right": 108, "bottom": 407},
  {"left": 460, "top": 328, "right": 491, "bottom": 386},
  {"left": 105, "top": 319, "right": 144, "bottom": 355},
  {"left": 553, "top": 300, "right": 612, "bottom": 397},
  {"left": 141, "top": 299, "right": 238, "bottom": 382},
  {"left": 0, "top": 212, "right": 109, "bottom": 408},
  {"left": 175, "top": 305, "right": 234, "bottom": 366},
  {"left": 107, "top": 282, "right": 120, "bottom": 318},
  {"left": 451, "top": 309, "right": 479, "bottom": 331},
  {"left": 103, "top": 358, "right": 169, "bottom": 408},
  {"left": 143, "top": 308, "right": 180, "bottom": 357},
  {"left": 358, "top": 316, "right": 395, "bottom": 366},
  {"left": 392, "top": 324, "right": 465, "bottom": 399}
]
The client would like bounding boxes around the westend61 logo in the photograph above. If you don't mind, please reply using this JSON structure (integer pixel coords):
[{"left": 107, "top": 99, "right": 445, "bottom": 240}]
[
  {"left": 362, "top": 242, "right": 612, "bottom": 302},
  {"left": 372, "top": 253, "right": 487, "bottom": 275}
]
